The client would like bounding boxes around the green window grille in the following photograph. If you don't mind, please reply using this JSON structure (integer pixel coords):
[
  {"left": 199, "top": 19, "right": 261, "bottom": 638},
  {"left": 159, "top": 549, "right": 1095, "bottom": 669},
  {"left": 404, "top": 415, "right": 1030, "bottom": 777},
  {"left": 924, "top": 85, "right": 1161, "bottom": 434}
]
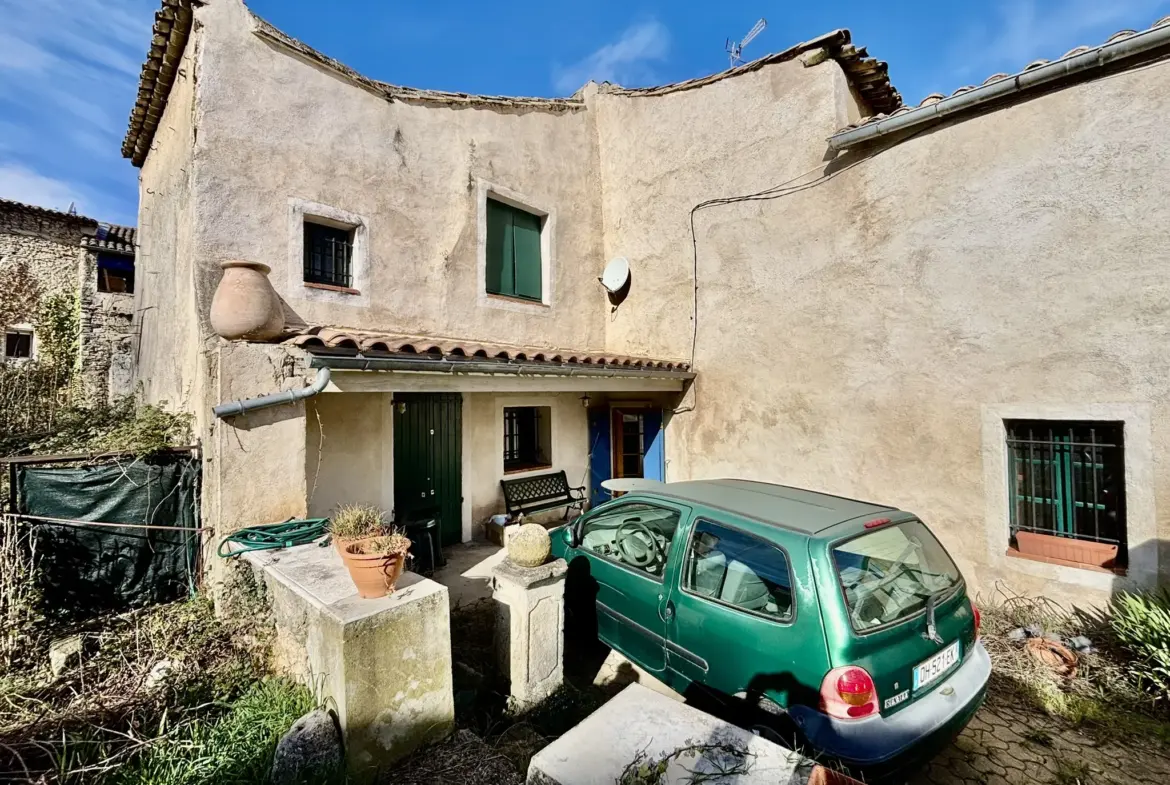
[
  {"left": 303, "top": 222, "right": 354, "bottom": 288},
  {"left": 486, "top": 198, "right": 542, "bottom": 301},
  {"left": 1006, "top": 420, "right": 1125, "bottom": 552}
]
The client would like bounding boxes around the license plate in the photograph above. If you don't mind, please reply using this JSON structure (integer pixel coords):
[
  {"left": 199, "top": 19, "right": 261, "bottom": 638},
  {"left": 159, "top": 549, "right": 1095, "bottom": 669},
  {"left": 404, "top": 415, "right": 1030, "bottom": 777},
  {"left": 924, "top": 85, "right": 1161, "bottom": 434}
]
[{"left": 913, "top": 640, "right": 960, "bottom": 691}]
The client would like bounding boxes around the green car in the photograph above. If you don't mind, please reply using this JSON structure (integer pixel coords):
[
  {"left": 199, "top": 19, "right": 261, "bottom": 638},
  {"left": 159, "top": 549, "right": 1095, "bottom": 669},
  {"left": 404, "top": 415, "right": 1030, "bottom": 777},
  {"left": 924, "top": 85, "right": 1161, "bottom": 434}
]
[{"left": 551, "top": 479, "right": 989, "bottom": 779}]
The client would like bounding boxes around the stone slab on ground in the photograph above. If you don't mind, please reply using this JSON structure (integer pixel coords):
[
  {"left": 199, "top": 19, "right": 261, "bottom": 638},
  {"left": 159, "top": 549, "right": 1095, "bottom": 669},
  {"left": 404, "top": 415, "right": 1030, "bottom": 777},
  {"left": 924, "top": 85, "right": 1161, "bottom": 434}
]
[
  {"left": 527, "top": 683, "right": 824, "bottom": 785},
  {"left": 243, "top": 543, "right": 454, "bottom": 783}
]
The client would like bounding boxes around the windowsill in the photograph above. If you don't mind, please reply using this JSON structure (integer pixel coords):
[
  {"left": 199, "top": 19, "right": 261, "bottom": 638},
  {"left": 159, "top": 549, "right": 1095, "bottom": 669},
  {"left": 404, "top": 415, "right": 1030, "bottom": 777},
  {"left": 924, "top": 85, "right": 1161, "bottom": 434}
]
[
  {"left": 1005, "top": 547, "right": 1127, "bottom": 576},
  {"left": 304, "top": 281, "right": 361, "bottom": 296},
  {"left": 486, "top": 292, "right": 547, "bottom": 307},
  {"left": 504, "top": 464, "right": 553, "bottom": 475}
]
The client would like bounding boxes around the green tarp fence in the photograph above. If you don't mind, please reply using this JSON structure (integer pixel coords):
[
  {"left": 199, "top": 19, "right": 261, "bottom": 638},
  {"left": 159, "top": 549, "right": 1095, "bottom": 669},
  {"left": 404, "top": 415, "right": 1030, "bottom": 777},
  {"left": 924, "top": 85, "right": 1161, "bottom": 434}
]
[{"left": 17, "top": 455, "right": 200, "bottom": 617}]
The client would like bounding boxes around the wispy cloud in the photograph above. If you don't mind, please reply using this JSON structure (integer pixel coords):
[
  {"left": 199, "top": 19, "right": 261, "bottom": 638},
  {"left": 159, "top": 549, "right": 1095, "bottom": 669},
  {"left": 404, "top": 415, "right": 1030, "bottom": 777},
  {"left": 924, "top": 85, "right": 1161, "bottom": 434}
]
[
  {"left": 0, "top": 0, "right": 154, "bottom": 223},
  {"left": 949, "top": 0, "right": 1170, "bottom": 81},
  {"left": 552, "top": 20, "right": 671, "bottom": 94}
]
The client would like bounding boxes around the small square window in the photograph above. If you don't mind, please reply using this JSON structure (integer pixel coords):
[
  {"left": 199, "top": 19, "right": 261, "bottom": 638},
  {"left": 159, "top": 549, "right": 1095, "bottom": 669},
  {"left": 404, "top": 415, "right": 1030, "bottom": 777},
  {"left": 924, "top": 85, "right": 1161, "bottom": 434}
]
[
  {"left": 486, "top": 198, "right": 542, "bottom": 301},
  {"left": 303, "top": 221, "right": 355, "bottom": 289},
  {"left": 4, "top": 329, "right": 33, "bottom": 359},
  {"left": 504, "top": 406, "right": 552, "bottom": 471},
  {"left": 1006, "top": 420, "right": 1126, "bottom": 569},
  {"left": 97, "top": 252, "right": 135, "bottom": 293}
]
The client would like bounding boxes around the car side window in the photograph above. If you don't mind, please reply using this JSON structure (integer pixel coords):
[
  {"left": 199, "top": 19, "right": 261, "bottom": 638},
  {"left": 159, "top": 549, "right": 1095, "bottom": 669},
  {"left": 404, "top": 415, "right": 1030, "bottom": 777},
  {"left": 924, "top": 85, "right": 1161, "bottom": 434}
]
[
  {"left": 682, "top": 520, "right": 794, "bottom": 622},
  {"left": 578, "top": 502, "right": 681, "bottom": 578}
]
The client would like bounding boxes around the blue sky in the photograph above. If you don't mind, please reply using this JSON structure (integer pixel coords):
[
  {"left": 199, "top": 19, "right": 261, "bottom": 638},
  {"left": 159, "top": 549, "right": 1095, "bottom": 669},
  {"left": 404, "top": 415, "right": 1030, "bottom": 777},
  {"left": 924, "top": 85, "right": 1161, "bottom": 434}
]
[{"left": 1, "top": 0, "right": 1167, "bottom": 226}]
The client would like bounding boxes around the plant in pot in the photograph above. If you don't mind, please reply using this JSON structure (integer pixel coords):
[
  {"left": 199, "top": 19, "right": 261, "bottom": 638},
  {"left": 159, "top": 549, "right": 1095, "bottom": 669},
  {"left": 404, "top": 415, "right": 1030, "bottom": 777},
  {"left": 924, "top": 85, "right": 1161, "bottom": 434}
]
[
  {"left": 344, "top": 531, "right": 412, "bottom": 599},
  {"left": 329, "top": 504, "right": 390, "bottom": 556}
]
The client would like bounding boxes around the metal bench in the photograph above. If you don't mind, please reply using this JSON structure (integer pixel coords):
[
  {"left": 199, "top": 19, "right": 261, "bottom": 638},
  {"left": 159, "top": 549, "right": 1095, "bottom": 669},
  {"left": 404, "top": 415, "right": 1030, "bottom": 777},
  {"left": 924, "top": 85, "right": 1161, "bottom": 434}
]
[{"left": 500, "top": 471, "right": 587, "bottom": 519}]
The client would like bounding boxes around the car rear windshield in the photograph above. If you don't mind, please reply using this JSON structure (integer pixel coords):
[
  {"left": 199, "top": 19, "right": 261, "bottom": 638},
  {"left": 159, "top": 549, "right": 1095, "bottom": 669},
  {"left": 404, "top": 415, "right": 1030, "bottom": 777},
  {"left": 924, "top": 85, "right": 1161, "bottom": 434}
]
[{"left": 832, "top": 520, "right": 961, "bottom": 632}]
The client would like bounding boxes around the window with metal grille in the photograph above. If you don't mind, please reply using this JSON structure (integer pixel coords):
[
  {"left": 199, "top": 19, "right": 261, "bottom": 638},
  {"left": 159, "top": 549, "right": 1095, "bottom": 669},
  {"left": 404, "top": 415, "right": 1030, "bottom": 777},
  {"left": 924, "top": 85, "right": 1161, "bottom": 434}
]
[
  {"left": 486, "top": 198, "right": 542, "bottom": 301},
  {"left": 1006, "top": 420, "right": 1126, "bottom": 560},
  {"left": 303, "top": 221, "right": 354, "bottom": 288},
  {"left": 504, "top": 406, "right": 551, "bottom": 471},
  {"left": 4, "top": 329, "right": 32, "bottom": 359},
  {"left": 97, "top": 252, "right": 135, "bottom": 293}
]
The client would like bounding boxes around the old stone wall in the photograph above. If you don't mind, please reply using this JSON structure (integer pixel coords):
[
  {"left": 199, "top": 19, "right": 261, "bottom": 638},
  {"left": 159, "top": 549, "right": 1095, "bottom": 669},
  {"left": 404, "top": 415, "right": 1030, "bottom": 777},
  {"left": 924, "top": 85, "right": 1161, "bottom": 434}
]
[{"left": 0, "top": 205, "right": 88, "bottom": 333}]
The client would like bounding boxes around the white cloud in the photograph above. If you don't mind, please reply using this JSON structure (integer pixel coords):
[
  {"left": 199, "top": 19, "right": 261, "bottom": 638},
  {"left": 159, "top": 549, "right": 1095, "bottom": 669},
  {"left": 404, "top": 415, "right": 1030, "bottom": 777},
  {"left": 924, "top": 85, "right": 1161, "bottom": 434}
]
[
  {"left": 0, "top": 0, "right": 153, "bottom": 224},
  {"left": 0, "top": 164, "right": 88, "bottom": 213},
  {"left": 951, "top": 0, "right": 1170, "bottom": 79},
  {"left": 552, "top": 20, "right": 671, "bottom": 94}
]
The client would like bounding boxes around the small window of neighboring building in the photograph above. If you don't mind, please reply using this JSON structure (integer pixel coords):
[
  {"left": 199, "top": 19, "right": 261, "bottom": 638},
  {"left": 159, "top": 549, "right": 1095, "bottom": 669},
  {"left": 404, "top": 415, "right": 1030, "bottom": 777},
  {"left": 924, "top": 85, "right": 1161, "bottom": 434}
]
[
  {"left": 303, "top": 220, "right": 355, "bottom": 289},
  {"left": 4, "top": 328, "right": 33, "bottom": 360},
  {"left": 97, "top": 252, "right": 135, "bottom": 293},
  {"left": 683, "top": 520, "right": 794, "bottom": 622},
  {"left": 486, "top": 198, "right": 542, "bottom": 301},
  {"left": 1006, "top": 420, "right": 1126, "bottom": 568},
  {"left": 503, "top": 406, "right": 552, "bottom": 471}
]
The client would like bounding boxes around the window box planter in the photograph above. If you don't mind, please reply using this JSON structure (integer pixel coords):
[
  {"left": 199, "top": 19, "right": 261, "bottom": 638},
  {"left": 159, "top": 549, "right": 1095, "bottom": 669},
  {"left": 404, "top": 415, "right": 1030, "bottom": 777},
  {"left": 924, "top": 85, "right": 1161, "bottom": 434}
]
[{"left": 1015, "top": 530, "right": 1118, "bottom": 569}]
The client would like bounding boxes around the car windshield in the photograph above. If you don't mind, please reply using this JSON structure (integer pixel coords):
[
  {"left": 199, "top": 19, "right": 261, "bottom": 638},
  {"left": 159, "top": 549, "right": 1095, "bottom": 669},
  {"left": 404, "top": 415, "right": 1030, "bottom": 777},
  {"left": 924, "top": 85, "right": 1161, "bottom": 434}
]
[{"left": 832, "top": 520, "right": 961, "bottom": 632}]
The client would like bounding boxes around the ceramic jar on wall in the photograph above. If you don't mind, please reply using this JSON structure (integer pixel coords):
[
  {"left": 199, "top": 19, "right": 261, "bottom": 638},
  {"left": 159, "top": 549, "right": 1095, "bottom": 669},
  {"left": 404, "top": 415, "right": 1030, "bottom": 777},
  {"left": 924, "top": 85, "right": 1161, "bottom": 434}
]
[{"left": 209, "top": 261, "right": 284, "bottom": 341}]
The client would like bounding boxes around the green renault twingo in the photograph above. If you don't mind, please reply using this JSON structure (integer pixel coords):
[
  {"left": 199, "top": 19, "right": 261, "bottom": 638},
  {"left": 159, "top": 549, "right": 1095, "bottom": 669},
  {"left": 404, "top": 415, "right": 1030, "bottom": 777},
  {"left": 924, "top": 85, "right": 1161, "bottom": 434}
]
[{"left": 551, "top": 479, "right": 989, "bottom": 780}]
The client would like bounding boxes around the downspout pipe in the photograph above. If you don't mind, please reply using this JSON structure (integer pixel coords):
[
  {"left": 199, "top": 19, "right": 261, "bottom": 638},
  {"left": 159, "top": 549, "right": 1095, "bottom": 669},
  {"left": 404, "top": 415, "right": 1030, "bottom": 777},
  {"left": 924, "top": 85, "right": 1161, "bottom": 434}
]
[
  {"left": 213, "top": 367, "right": 331, "bottom": 419},
  {"left": 828, "top": 21, "right": 1170, "bottom": 151}
]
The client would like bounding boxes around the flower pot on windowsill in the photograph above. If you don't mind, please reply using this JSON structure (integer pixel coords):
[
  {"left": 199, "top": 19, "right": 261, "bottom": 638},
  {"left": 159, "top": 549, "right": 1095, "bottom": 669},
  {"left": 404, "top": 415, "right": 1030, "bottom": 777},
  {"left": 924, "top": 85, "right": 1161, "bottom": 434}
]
[
  {"left": 343, "top": 534, "right": 411, "bottom": 599},
  {"left": 1015, "top": 531, "right": 1119, "bottom": 569}
]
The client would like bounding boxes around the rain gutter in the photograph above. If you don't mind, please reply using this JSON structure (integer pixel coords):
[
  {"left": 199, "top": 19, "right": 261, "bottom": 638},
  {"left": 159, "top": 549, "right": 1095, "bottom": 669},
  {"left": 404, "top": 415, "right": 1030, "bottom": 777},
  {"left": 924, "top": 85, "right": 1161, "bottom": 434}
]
[
  {"left": 828, "top": 22, "right": 1170, "bottom": 151},
  {"left": 212, "top": 367, "right": 331, "bottom": 419},
  {"left": 308, "top": 353, "right": 696, "bottom": 381}
]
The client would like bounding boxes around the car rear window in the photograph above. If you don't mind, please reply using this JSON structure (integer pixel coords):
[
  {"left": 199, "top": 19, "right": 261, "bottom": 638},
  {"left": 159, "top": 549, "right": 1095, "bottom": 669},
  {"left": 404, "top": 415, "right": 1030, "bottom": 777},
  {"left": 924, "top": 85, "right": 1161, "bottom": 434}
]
[{"left": 832, "top": 520, "right": 961, "bottom": 632}]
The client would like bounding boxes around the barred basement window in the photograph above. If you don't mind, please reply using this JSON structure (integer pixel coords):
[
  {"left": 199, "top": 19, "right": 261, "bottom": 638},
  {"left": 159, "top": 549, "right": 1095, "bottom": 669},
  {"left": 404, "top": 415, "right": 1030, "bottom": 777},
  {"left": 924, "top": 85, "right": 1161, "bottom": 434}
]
[
  {"left": 1006, "top": 420, "right": 1126, "bottom": 569},
  {"left": 504, "top": 406, "right": 552, "bottom": 472},
  {"left": 303, "top": 221, "right": 355, "bottom": 289}
]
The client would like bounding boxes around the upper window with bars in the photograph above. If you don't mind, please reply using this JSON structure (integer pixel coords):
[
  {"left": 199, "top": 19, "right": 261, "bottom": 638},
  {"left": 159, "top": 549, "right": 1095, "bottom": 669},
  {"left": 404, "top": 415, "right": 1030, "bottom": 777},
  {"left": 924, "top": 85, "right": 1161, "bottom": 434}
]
[
  {"left": 303, "top": 221, "right": 355, "bottom": 290},
  {"left": 1005, "top": 420, "right": 1126, "bottom": 570}
]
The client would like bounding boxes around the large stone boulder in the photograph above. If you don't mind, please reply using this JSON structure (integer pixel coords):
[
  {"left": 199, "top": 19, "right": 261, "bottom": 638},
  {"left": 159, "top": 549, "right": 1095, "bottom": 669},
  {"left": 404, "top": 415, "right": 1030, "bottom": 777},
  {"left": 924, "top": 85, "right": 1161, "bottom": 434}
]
[
  {"left": 506, "top": 523, "right": 551, "bottom": 567},
  {"left": 270, "top": 708, "right": 342, "bottom": 785}
]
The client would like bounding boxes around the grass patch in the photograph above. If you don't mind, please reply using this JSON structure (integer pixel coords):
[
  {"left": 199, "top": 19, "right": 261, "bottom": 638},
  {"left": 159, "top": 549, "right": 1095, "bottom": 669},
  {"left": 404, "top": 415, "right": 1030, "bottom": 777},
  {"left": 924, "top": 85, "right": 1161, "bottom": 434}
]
[
  {"left": 1054, "top": 757, "right": 1091, "bottom": 785},
  {"left": 1021, "top": 727, "right": 1053, "bottom": 746}
]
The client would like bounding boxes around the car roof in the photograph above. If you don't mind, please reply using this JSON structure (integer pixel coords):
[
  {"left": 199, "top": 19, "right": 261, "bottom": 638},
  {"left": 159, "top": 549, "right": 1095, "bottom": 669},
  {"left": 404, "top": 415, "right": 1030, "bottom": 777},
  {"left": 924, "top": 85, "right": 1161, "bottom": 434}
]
[{"left": 645, "top": 478, "right": 897, "bottom": 535}]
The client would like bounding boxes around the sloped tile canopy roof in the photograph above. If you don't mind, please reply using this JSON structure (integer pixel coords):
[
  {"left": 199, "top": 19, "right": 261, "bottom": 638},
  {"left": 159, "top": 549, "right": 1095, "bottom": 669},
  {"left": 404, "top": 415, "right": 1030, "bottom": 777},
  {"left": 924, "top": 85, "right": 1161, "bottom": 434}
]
[
  {"left": 836, "top": 14, "right": 1170, "bottom": 134},
  {"left": 123, "top": 1, "right": 901, "bottom": 167},
  {"left": 282, "top": 327, "right": 692, "bottom": 375},
  {"left": 83, "top": 223, "right": 137, "bottom": 256},
  {"left": 0, "top": 197, "right": 97, "bottom": 225}
]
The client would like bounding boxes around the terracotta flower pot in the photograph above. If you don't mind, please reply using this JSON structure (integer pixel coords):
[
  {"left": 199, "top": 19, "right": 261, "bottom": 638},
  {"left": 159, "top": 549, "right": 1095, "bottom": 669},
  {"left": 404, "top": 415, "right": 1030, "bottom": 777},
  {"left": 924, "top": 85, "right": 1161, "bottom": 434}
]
[
  {"left": 334, "top": 534, "right": 378, "bottom": 559},
  {"left": 343, "top": 546, "right": 407, "bottom": 599},
  {"left": 1015, "top": 530, "right": 1119, "bottom": 569},
  {"left": 209, "top": 260, "right": 284, "bottom": 340}
]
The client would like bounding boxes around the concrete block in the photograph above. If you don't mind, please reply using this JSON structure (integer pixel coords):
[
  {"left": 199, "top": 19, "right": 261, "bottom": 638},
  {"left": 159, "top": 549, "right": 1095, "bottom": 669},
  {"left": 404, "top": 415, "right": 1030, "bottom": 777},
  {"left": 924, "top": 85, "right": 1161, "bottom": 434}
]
[
  {"left": 528, "top": 683, "right": 827, "bottom": 785},
  {"left": 492, "top": 557, "right": 567, "bottom": 708},
  {"left": 244, "top": 544, "right": 454, "bottom": 782}
]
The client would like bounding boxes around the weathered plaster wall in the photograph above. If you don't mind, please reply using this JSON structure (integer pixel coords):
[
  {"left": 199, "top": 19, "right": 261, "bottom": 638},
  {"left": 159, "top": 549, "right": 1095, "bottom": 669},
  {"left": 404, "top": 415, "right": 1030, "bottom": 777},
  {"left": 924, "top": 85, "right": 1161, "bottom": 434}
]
[
  {"left": 306, "top": 392, "right": 393, "bottom": 519},
  {"left": 465, "top": 391, "right": 590, "bottom": 527},
  {"left": 134, "top": 26, "right": 203, "bottom": 412},
  {"left": 191, "top": 0, "right": 608, "bottom": 355},
  {"left": 647, "top": 64, "right": 1170, "bottom": 603}
]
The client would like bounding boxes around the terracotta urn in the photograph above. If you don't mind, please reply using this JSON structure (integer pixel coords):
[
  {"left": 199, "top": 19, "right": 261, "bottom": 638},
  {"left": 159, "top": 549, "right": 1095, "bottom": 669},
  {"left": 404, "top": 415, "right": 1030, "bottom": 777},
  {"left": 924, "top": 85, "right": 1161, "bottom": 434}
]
[
  {"left": 209, "top": 260, "right": 284, "bottom": 340},
  {"left": 343, "top": 545, "right": 407, "bottom": 599}
]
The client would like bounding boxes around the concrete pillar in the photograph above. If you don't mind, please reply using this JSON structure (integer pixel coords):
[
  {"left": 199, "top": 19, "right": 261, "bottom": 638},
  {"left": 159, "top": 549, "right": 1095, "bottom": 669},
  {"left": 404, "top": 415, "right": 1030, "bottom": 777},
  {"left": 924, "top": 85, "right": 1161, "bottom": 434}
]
[
  {"left": 243, "top": 545, "right": 454, "bottom": 783},
  {"left": 491, "top": 557, "right": 568, "bottom": 708}
]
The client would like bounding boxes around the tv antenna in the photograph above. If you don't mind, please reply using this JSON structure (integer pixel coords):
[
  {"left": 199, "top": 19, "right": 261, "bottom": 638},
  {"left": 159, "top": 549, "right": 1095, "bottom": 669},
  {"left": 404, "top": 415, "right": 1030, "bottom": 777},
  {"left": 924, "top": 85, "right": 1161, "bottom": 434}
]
[{"left": 726, "top": 18, "right": 766, "bottom": 68}]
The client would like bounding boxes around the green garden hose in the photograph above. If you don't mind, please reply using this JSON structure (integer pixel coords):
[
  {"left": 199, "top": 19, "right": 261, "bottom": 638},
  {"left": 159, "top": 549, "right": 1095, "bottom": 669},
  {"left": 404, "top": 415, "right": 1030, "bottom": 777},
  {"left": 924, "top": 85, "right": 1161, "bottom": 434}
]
[{"left": 216, "top": 518, "right": 330, "bottom": 558}]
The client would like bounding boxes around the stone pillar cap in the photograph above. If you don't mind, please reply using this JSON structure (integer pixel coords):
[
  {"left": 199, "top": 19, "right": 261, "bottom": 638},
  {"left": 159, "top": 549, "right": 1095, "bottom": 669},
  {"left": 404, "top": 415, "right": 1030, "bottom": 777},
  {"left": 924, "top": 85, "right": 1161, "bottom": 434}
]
[{"left": 492, "top": 557, "right": 568, "bottom": 589}]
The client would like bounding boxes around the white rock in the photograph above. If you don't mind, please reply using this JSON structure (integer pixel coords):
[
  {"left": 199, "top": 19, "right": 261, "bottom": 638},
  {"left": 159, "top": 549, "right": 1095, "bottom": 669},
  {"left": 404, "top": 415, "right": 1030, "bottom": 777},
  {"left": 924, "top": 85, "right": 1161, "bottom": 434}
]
[
  {"left": 506, "top": 523, "right": 551, "bottom": 567},
  {"left": 145, "top": 658, "right": 178, "bottom": 690},
  {"left": 49, "top": 635, "right": 82, "bottom": 677}
]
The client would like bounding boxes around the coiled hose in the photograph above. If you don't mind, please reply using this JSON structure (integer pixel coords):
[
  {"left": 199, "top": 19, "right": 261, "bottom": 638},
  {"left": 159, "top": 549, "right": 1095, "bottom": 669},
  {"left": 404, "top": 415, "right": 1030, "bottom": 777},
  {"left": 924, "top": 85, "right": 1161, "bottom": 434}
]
[{"left": 216, "top": 517, "right": 330, "bottom": 558}]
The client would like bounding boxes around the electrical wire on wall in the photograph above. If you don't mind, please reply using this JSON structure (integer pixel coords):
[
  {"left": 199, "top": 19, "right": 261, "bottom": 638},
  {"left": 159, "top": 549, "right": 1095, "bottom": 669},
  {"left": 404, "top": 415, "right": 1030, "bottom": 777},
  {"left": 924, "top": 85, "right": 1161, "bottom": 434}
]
[{"left": 676, "top": 127, "right": 932, "bottom": 415}]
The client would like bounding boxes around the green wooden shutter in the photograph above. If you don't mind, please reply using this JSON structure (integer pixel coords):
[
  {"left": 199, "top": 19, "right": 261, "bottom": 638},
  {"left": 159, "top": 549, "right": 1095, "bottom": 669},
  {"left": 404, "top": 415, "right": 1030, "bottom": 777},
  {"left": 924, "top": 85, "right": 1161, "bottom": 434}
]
[
  {"left": 486, "top": 199, "right": 513, "bottom": 296},
  {"left": 512, "top": 209, "right": 542, "bottom": 301}
]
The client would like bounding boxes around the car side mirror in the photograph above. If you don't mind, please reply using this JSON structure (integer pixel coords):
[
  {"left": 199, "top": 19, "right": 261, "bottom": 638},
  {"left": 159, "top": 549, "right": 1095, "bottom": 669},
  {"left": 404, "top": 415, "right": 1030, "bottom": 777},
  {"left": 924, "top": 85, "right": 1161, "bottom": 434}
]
[{"left": 562, "top": 526, "right": 578, "bottom": 549}]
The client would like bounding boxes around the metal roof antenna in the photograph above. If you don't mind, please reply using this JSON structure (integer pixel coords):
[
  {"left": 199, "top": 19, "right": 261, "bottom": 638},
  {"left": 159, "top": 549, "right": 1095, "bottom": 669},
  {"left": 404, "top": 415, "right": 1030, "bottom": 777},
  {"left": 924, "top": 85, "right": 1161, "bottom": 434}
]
[{"left": 726, "top": 18, "right": 767, "bottom": 68}]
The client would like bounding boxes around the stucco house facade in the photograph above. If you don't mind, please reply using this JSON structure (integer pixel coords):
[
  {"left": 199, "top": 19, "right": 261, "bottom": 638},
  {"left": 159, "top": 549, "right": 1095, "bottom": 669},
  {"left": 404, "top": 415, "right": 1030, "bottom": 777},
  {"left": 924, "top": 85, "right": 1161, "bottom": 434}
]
[
  {"left": 125, "top": 0, "right": 1170, "bottom": 606},
  {"left": 0, "top": 198, "right": 137, "bottom": 403}
]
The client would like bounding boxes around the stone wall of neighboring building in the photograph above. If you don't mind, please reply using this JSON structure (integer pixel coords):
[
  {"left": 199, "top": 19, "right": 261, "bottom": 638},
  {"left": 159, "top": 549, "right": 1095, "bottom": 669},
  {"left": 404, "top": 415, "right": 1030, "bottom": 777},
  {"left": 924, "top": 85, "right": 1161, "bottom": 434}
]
[{"left": 0, "top": 199, "right": 137, "bottom": 404}]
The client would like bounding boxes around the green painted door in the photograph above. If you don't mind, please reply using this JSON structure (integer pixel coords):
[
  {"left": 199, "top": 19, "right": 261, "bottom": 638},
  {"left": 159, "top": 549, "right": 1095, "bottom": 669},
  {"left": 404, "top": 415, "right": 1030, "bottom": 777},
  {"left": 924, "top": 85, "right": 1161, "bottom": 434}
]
[{"left": 393, "top": 393, "right": 463, "bottom": 546}]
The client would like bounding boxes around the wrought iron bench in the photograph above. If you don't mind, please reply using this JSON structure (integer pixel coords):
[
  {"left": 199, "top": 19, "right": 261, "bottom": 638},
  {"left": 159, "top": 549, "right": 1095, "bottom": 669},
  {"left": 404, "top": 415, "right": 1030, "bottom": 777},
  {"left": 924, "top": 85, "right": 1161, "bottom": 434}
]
[{"left": 500, "top": 471, "right": 587, "bottom": 519}]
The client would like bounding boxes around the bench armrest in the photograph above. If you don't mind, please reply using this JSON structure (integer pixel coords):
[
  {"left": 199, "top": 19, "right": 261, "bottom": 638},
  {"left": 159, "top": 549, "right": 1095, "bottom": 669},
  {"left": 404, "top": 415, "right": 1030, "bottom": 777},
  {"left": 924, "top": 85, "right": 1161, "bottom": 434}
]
[{"left": 569, "top": 486, "right": 587, "bottom": 499}]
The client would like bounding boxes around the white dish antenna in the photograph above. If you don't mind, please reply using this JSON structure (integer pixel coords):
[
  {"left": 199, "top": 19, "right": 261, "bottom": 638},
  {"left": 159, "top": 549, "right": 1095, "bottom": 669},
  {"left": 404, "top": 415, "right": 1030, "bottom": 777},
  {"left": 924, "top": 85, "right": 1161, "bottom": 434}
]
[
  {"left": 601, "top": 478, "right": 666, "bottom": 493},
  {"left": 599, "top": 257, "right": 630, "bottom": 294}
]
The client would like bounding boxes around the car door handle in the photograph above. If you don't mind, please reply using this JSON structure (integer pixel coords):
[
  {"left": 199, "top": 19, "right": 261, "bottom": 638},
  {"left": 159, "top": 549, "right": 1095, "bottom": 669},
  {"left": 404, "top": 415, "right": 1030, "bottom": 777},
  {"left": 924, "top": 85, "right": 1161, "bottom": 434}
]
[{"left": 661, "top": 601, "right": 675, "bottom": 622}]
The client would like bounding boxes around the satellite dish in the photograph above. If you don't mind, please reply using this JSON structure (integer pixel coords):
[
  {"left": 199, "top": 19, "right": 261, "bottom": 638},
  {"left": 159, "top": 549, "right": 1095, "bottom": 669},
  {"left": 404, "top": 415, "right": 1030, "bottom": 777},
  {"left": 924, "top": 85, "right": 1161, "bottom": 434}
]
[
  {"left": 600, "top": 257, "right": 630, "bottom": 294},
  {"left": 601, "top": 478, "right": 665, "bottom": 493}
]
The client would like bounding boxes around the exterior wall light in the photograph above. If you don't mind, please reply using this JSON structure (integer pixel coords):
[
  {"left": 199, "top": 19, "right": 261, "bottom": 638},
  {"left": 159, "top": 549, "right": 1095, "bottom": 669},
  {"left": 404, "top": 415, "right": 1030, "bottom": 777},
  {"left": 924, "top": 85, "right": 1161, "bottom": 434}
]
[{"left": 580, "top": 394, "right": 591, "bottom": 408}]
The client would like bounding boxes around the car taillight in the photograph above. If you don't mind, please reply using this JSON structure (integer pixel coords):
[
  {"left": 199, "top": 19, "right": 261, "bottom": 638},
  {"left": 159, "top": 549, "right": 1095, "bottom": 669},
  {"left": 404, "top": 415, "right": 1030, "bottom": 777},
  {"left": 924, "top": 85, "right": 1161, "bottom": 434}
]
[
  {"left": 819, "top": 666, "right": 879, "bottom": 719},
  {"left": 971, "top": 600, "right": 981, "bottom": 640}
]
